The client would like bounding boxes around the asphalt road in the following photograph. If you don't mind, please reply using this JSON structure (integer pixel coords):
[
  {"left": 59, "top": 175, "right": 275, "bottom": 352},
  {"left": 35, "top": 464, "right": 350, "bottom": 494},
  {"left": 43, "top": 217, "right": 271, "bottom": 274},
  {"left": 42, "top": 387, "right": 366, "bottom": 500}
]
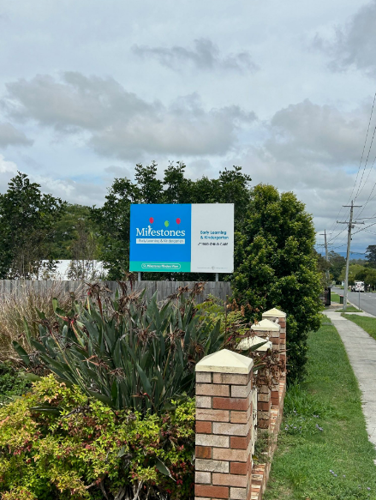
[{"left": 332, "top": 286, "right": 376, "bottom": 316}]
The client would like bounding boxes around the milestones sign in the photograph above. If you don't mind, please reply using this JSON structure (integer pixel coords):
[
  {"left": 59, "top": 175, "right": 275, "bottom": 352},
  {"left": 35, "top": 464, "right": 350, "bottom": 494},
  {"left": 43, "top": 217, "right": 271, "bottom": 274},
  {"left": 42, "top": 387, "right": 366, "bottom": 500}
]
[{"left": 129, "top": 204, "right": 234, "bottom": 273}]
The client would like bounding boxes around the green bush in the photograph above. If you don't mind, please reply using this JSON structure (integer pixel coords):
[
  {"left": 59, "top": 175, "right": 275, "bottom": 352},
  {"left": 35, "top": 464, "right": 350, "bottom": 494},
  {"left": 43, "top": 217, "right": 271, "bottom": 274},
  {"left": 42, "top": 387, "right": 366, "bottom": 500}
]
[
  {"left": 0, "top": 362, "right": 31, "bottom": 405},
  {"left": 14, "top": 285, "right": 223, "bottom": 413},
  {"left": 0, "top": 375, "right": 195, "bottom": 500}
]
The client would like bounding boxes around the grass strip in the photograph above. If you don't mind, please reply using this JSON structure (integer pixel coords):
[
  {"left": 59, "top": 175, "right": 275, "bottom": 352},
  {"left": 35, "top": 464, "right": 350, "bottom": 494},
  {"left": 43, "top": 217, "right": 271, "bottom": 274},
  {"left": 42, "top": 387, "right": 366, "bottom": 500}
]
[
  {"left": 264, "top": 320, "right": 376, "bottom": 500},
  {"left": 343, "top": 314, "right": 376, "bottom": 342},
  {"left": 331, "top": 292, "right": 341, "bottom": 303},
  {"left": 334, "top": 306, "right": 362, "bottom": 313}
]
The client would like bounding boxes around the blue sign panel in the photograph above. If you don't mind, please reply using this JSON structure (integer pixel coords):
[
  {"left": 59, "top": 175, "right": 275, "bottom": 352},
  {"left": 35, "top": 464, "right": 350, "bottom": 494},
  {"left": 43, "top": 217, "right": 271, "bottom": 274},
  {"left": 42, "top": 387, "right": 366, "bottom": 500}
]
[{"left": 130, "top": 204, "right": 192, "bottom": 272}]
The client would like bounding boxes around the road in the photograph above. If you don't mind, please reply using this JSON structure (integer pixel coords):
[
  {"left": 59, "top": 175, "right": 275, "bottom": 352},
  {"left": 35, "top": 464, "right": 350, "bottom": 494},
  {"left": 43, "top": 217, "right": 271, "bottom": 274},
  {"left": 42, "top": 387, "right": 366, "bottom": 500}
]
[{"left": 332, "top": 287, "right": 376, "bottom": 317}]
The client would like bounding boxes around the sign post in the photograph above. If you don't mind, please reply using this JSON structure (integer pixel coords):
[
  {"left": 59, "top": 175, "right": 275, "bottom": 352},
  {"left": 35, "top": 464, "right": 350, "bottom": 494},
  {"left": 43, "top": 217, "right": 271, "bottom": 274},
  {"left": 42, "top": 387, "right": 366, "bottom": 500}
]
[{"left": 129, "top": 204, "right": 234, "bottom": 275}]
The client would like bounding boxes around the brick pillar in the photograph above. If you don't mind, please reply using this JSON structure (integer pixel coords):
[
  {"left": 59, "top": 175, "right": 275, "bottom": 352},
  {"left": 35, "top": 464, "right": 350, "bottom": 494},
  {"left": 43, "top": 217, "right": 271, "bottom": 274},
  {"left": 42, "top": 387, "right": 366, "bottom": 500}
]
[
  {"left": 262, "top": 308, "right": 287, "bottom": 374},
  {"left": 251, "top": 319, "right": 281, "bottom": 407},
  {"left": 237, "top": 335, "right": 272, "bottom": 431},
  {"left": 195, "top": 349, "right": 254, "bottom": 500}
]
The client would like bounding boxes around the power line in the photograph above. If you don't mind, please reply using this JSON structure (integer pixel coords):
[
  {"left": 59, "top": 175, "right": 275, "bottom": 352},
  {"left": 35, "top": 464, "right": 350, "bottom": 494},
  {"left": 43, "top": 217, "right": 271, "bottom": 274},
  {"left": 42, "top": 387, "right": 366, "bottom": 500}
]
[
  {"left": 353, "top": 92, "right": 376, "bottom": 202},
  {"left": 355, "top": 125, "right": 376, "bottom": 202},
  {"left": 355, "top": 153, "right": 376, "bottom": 218},
  {"left": 327, "top": 92, "right": 376, "bottom": 236}
]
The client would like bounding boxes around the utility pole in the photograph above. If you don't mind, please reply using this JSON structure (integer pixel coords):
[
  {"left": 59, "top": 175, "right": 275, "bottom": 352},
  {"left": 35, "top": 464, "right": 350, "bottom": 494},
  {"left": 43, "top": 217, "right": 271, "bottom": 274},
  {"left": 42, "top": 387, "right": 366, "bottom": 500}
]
[
  {"left": 337, "top": 201, "right": 363, "bottom": 311},
  {"left": 320, "top": 229, "right": 330, "bottom": 283}
]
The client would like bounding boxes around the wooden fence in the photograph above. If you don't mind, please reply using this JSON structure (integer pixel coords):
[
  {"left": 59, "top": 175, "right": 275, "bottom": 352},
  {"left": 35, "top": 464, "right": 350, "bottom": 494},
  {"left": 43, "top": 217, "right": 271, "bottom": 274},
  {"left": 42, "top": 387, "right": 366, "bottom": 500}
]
[{"left": 0, "top": 280, "right": 232, "bottom": 303}]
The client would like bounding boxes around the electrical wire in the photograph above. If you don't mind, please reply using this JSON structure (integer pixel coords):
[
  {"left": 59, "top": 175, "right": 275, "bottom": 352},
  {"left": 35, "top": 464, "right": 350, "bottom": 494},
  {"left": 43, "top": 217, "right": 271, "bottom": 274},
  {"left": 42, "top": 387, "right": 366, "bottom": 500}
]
[{"left": 326, "top": 92, "right": 376, "bottom": 235}]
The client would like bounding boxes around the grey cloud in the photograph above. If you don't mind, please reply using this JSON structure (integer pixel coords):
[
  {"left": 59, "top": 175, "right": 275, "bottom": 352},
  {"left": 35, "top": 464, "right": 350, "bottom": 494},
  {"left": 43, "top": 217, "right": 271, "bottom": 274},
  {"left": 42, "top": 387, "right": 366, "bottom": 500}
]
[
  {"left": 313, "top": 1, "right": 376, "bottom": 77},
  {"left": 0, "top": 122, "right": 32, "bottom": 148},
  {"left": 4, "top": 73, "right": 152, "bottom": 132},
  {"left": 104, "top": 165, "right": 131, "bottom": 177},
  {"left": 3, "top": 73, "right": 256, "bottom": 159},
  {"left": 132, "top": 38, "right": 258, "bottom": 73},
  {"left": 263, "top": 99, "right": 365, "bottom": 167}
]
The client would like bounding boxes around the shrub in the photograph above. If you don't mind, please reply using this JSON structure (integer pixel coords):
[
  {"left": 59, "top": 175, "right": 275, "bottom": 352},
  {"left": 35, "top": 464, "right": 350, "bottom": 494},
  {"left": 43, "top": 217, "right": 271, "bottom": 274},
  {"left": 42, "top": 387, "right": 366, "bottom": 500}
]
[
  {"left": 15, "top": 284, "right": 224, "bottom": 413},
  {"left": 0, "top": 362, "right": 31, "bottom": 406},
  {"left": 0, "top": 375, "right": 195, "bottom": 500}
]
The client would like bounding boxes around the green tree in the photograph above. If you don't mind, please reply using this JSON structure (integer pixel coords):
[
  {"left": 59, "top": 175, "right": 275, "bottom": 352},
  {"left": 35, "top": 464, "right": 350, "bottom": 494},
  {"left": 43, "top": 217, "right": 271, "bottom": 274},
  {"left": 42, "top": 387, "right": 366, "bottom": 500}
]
[
  {"left": 339, "top": 263, "right": 365, "bottom": 285},
  {"left": 314, "top": 250, "right": 331, "bottom": 287},
  {"left": 365, "top": 245, "right": 376, "bottom": 268},
  {"left": 328, "top": 251, "right": 346, "bottom": 283},
  {"left": 0, "top": 172, "right": 66, "bottom": 279},
  {"left": 49, "top": 204, "right": 100, "bottom": 260},
  {"left": 365, "top": 268, "right": 376, "bottom": 289},
  {"left": 232, "top": 184, "right": 322, "bottom": 383}
]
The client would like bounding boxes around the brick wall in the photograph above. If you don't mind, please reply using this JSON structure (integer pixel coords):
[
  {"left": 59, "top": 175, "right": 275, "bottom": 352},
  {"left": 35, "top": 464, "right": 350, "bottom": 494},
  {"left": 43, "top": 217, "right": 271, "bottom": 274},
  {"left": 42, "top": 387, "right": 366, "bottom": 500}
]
[{"left": 195, "top": 307, "right": 287, "bottom": 500}]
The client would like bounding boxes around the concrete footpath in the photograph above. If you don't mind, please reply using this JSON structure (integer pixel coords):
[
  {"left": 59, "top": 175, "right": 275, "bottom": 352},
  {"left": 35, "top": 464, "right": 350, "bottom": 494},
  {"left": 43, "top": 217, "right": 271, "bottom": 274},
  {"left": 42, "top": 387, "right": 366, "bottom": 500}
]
[{"left": 324, "top": 309, "right": 376, "bottom": 453}]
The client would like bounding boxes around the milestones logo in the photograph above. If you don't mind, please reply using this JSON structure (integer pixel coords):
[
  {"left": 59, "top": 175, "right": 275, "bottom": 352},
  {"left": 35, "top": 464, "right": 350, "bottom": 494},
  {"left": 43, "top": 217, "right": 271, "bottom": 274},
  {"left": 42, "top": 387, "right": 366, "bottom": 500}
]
[{"left": 135, "top": 216, "right": 186, "bottom": 240}]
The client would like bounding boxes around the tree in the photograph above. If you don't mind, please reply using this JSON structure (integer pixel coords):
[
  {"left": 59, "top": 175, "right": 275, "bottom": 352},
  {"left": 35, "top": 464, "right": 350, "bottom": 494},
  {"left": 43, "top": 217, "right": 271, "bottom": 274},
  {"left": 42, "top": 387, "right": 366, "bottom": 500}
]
[
  {"left": 232, "top": 184, "right": 322, "bottom": 383},
  {"left": 365, "top": 268, "right": 376, "bottom": 289},
  {"left": 314, "top": 249, "right": 331, "bottom": 287},
  {"left": 339, "top": 263, "right": 365, "bottom": 285},
  {"left": 328, "top": 251, "right": 346, "bottom": 283},
  {"left": 91, "top": 162, "right": 252, "bottom": 280},
  {"left": 0, "top": 172, "right": 66, "bottom": 279},
  {"left": 49, "top": 204, "right": 100, "bottom": 260},
  {"left": 365, "top": 245, "right": 376, "bottom": 268}
]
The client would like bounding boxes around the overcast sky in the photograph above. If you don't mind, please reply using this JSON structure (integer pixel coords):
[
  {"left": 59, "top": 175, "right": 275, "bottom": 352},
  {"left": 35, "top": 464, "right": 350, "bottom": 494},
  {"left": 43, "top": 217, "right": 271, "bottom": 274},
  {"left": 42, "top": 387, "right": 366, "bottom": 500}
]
[{"left": 1, "top": 0, "right": 376, "bottom": 254}]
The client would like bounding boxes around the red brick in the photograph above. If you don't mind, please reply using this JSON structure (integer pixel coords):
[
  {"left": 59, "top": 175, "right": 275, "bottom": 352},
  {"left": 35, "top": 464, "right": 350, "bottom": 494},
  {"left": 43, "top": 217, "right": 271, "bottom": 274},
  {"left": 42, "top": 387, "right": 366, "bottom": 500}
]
[
  {"left": 213, "top": 397, "right": 248, "bottom": 411},
  {"left": 258, "top": 401, "right": 271, "bottom": 411},
  {"left": 230, "top": 462, "right": 247, "bottom": 475},
  {"left": 195, "top": 485, "right": 229, "bottom": 499},
  {"left": 196, "top": 446, "right": 212, "bottom": 459},
  {"left": 196, "top": 421, "right": 212, "bottom": 434},
  {"left": 230, "top": 436, "right": 249, "bottom": 450}
]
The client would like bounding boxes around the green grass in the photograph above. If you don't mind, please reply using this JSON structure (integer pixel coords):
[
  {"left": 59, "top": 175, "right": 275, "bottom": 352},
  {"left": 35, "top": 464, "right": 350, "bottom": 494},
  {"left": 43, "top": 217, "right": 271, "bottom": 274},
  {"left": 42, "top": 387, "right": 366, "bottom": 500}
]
[
  {"left": 343, "top": 315, "right": 376, "bottom": 342},
  {"left": 334, "top": 306, "right": 362, "bottom": 313},
  {"left": 264, "top": 320, "right": 376, "bottom": 500},
  {"left": 331, "top": 292, "right": 341, "bottom": 303}
]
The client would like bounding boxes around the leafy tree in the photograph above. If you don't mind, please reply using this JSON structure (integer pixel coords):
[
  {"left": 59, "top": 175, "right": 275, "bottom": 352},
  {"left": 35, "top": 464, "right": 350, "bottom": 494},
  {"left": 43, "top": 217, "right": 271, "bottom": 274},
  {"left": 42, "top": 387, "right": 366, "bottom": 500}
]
[
  {"left": 339, "top": 263, "right": 365, "bottom": 285},
  {"left": 365, "top": 268, "right": 376, "bottom": 289},
  {"left": 354, "top": 267, "right": 368, "bottom": 281},
  {"left": 328, "top": 251, "right": 346, "bottom": 283},
  {"left": 365, "top": 245, "right": 376, "bottom": 268},
  {"left": 0, "top": 172, "right": 66, "bottom": 279},
  {"left": 232, "top": 184, "right": 322, "bottom": 383},
  {"left": 91, "top": 162, "right": 251, "bottom": 280},
  {"left": 314, "top": 250, "right": 331, "bottom": 287},
  {"left": 49, "top": 204, "right": 100, "bottom": 260}
]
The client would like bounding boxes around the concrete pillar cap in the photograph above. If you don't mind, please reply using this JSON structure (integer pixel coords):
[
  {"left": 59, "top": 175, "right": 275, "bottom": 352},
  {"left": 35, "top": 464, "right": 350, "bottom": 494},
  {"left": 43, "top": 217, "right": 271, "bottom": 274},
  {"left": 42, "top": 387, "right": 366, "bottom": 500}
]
[
  {"left": 262, "top": 307, "right": 286, "bottom": 318},
  {"left": 196, "top": 348, "right": 253, "bottom": 374},
  {"left": 251, "top": 318, "right": 280, "bottom": 332},
  {"left": 237, "top": 335, "right": 272, "bottom": 352}
]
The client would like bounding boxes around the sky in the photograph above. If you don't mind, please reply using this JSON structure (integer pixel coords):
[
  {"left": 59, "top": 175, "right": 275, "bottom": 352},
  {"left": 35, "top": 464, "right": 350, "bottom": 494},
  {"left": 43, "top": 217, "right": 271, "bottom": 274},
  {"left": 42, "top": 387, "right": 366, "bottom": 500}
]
[{"left": 1, "top": 0, "right": 376, "bottom": 255}]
